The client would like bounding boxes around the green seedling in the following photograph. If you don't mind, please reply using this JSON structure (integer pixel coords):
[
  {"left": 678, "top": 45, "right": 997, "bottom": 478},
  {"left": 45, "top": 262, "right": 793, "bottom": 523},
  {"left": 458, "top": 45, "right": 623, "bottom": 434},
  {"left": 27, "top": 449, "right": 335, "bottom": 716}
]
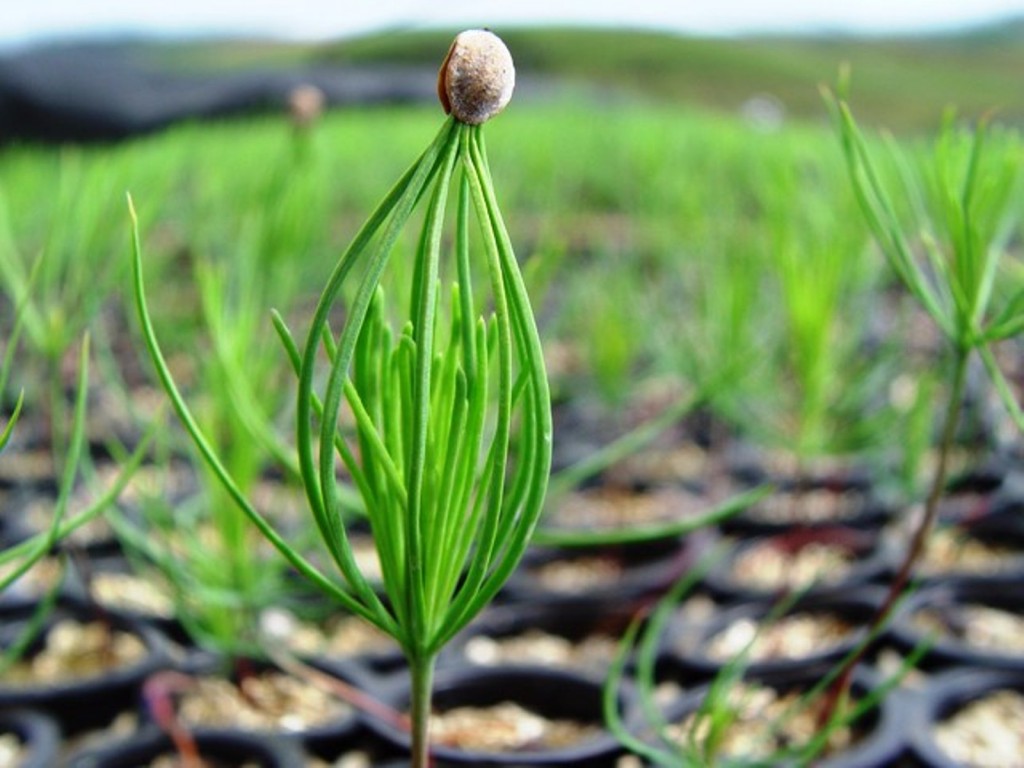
[
  {"left": 133, "top": 30, "right": 551, "bottom": 768},
  {"left": 112, "top": 248, "right": 312, "bottom": 658},
  {"left": 658, "top": 224, "right": 768, "bottom": 450},
  {"left": 604, "top": 557, "right": 925, "bottom": 766},
  {"left": 0, "top": 153, "right": 142, "bottom": 462},
  {"left": 665, "top": 144, "right": 896, "bottom": 473},
  {"left": 0, "top": 334, "right": 157, "bottom": 670},
  {"left": 825, "top": 82, "right": 1023, "bottom": 702},
  {"left": 111, "top": 101, "right": 368, "bottom": 661},
  {"left": 758, "top": 155, "right": 893, "bottom": 463},
  {"left": 0, "top": 258, "right": 154, "bottom": 601},
  {"left": 0, "top": 249, "right": 39, "bottom": 455}
]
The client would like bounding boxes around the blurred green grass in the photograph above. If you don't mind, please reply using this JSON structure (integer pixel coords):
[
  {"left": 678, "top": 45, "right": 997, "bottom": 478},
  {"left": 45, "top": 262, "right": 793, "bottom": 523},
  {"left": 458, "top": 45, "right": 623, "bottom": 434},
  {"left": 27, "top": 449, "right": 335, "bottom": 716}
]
[{"left": 3, "top": 24, "right": 1022, "bottom": 469}]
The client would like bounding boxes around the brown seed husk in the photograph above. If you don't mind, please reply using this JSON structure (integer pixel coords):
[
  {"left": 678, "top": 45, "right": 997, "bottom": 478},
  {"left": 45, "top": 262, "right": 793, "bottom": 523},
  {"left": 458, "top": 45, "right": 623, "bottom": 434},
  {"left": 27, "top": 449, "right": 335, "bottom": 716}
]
[{"left": 438, "top": 29, "right": 515, "bottom": 125}]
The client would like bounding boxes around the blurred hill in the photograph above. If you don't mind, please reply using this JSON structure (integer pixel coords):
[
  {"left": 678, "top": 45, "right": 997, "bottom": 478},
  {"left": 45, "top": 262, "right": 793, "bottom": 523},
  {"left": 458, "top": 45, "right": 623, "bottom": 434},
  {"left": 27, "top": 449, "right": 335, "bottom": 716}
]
[
  {"left": 2, "top": 21, "right": 1023, "bottom": 142},
  {"left": 317, "top": 24, "right": 1024, "bottom": 131}
]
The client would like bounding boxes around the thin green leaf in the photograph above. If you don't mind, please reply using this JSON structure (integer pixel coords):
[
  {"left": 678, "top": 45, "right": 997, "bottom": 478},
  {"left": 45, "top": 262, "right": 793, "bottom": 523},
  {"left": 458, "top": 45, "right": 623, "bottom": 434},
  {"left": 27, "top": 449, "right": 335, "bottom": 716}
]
[
  {"left": 128, "top": 193, "right": 394, "bottom": 635},
  {"left": 0, "top": 391, "right": 23, "bottom": 453},
  {"left": 979, "top": 344, "right": 1024, "bottom": 432}
]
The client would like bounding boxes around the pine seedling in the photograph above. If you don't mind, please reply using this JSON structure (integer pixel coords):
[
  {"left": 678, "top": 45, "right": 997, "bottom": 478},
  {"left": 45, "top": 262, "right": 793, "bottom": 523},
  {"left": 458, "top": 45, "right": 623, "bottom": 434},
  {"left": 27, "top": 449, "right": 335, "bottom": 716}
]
[{"left": 133, "top": 30, "right": 551, "bottom": 768}]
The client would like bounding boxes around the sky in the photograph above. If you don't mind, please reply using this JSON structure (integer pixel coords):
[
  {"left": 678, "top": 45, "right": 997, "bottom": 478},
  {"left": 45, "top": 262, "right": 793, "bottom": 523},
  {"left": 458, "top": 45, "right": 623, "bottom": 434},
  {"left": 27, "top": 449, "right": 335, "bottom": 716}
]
[{"left": 4, "top": 0, "right": 1024, "bottom": 49}]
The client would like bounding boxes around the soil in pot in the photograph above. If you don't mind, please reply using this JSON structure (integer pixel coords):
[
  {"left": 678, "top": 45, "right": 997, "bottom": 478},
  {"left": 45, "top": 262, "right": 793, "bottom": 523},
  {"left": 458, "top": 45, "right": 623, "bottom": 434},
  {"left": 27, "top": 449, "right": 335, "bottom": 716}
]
[
  {"left": 13, "top": 488, "right": 120, "bottom": 556},
  {"left": 65, "top": 554, "right": 177, "bottom": 625},
  {"left": 548, "top": 379, "right": 717, "bottom": 486},
  {"left": 599, "top": 440, "right": 716, "bottom": 490},
  {"left": 908, "top": 523, "right": 1024, "bottom": 583},
  {"left": 264, "top": 606, "right": 404, "bottom": 673},
  {"left": 0, "top": 600, "right": 171, "bottom": 733},
  {"left": 0, "top": 437, "right": 56, "bottom": 492},
  {"left": 445, "top": 598, "right": 635, "bottom": 675},
  {"left": 723, "top": 443, "right": 874, "bottom": 489},
  {"left": 701, "top": 527, "right": 891, "bottom": 602},
  {"left": 304, "top": 731, "right": 407, "bottom": 768},
  {"left": 2, "top": 617, "right": 149, "bottom": 685},
  {"left": 175, "top": 669, "right": 352, "bottom": 733},
  {"left": 6, "top": 458, "right": 195, "bottom": 558},
  {"left": 429, "top": 699, "right": 604, "bottom": 753},
  {"left": 542, "top": 484, "right": 716, "bottom": 533},
  {"left": 0, "top": 553, "right": 66, "bottom": 605},
  {"left": 933, "top": 689, "right": 1024, "bottom": 767},
  {"left": 664, "top": 588, "right": 884, "bottom": 680},
  {"left": 506, "top": 532, "right": 712, "bottom": 605},
  {"left": 164, "top": 655, "right": 366, "bottom": 760}
]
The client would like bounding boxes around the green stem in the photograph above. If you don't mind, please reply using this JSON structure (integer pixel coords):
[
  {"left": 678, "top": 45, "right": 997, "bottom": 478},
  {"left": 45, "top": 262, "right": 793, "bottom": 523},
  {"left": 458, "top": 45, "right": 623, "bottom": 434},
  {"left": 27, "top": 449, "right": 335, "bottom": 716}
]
[
  {"left": 47, "top": 354, "right": 66, "bottom": 475},
  {"left": 408, "top": 653, "right": 437, "bottom": 768}
]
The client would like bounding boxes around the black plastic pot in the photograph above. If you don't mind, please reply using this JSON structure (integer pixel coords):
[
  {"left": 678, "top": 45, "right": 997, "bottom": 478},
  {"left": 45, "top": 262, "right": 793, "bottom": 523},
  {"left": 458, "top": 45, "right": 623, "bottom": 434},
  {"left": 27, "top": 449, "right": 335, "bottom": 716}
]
[
  {"left": 64, "top": 724, "right": 307, "bottom": 767},
  {"left": 659, "top": 587, "right": 887, "bottom": 682},
  {"left": 306, "top": 726, "right": 408, "bottom": 768},
  {"left": 908, "top": 667, "right": 1024, "bottom": 767},
  {"left": 723, "top": 442, "right": 876, "bottom": 490},
  {"left": 701, "top": 526, "right": 893, "bottom": 603},
  {"left": 0, "top": 599, "right": 172, "bottom": 734},
  {"left": 0, "top": 707, "right": 61, "bottom": 768},
  {"left": 936, "top": 458, "right": 1011, "bottom": 526},
  {"left": 366, "top": 663, "right": 630, "bottom": 766},
  {"left": 632, "top": 664, "right": 908, "bottom": 768},
  {"left": 889, "top": 578, "right": 1024, "bottom": 672}
]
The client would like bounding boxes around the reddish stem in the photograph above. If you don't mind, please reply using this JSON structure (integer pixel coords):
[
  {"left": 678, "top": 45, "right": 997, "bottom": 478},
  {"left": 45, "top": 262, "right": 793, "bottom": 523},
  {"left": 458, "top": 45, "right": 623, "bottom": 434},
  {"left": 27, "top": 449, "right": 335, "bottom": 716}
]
[
  {"left": 143, "top": 670, "right": 202, "bottom": 768},
  {"left": 819, "top": 347, "right": 969, "bottom": 725}
]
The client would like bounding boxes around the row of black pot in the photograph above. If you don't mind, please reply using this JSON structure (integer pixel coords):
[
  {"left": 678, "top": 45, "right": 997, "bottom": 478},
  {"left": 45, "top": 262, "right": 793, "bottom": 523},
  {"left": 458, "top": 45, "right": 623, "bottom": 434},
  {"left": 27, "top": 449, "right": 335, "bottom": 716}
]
[
  {"left": 510, "top": 514, "right": 1024, "bottom": 611},
  {"left": 526, "top": 448, "right": 1024, "bottom": 608},
  {"left": 31, "top": 520, "right": 1019, "bottom": 683},
  {"left": 3, "top": 450, "right": 1023, "bottom": 765},
  {"left": 5, "top": 659, "right": 1022, "bottom": 766},
  {"left": 10, "top": 494, "right": 1023, "bottom": 642},
  {"left": 2, "top": 570, "right": 1023, "bottom": 767},
  {"left": 0, "top": 606, "right": 622, "bottom": 765},
  {"left": 7, "top": 431, "right": 1024, "bottom": 573}
]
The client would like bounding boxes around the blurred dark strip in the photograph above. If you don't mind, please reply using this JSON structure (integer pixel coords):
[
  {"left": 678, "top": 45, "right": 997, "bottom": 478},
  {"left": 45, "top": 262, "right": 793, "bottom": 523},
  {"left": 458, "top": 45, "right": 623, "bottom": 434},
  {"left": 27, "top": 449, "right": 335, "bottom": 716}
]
[{"left": 0, "top": 42, "right": 437, "bottom": 144}]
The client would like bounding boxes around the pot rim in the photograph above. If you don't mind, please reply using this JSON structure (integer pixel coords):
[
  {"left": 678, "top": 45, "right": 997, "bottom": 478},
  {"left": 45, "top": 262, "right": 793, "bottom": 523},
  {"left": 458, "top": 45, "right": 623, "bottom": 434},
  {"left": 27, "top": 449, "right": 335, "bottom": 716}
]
[
  {"left": 889, "top": 578, "right": 1024, "bottom": 671},
  {"left": 908, "top": 666, "right": 1024, "bottom": 768}
]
